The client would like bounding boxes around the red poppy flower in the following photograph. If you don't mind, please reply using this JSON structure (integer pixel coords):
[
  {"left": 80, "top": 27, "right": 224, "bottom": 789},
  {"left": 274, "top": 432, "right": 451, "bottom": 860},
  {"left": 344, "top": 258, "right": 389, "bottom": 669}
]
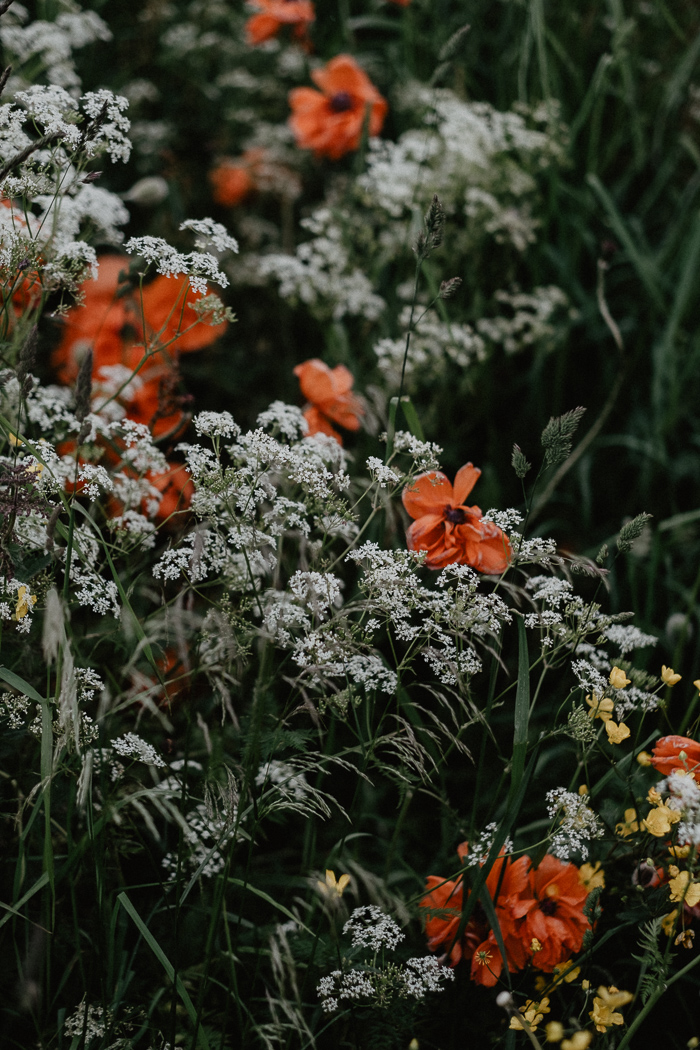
[
  {"left": 288, "top": 54, "right": 388, "bottom": 160},
  {"left": 651, "top": 736, "right": 700, "bottom": 783},
  {"left": 402, "top": 465, "right": 511, "bottom": 573},
  {"left": 294, "top": 358, "right": 363, "bottom": 444},
  {"left": 504, "top": 855, "right": 591, "bottom": 974},
  {"left": 245, "top": 0, "right": 315, "bottom": 45}
]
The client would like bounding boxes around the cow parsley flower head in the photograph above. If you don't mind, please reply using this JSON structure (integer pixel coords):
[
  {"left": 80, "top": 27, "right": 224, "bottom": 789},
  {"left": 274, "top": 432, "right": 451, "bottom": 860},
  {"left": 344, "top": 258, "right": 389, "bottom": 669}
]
[
  {"left": 546, "top": 787, "right": 603, "bottom": 860},
  {"left": 343, "top": 905, "right": 404, "bottom": 951}
]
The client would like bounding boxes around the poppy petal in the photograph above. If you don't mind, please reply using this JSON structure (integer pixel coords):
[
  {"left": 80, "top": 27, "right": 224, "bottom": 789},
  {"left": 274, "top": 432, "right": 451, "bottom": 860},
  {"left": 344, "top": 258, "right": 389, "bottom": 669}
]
[
  {"left": 402, "top": 472, "right": 453, "bottom": 520},
  {"left": 452, "top": 462, "right": 481, "bottom": 505}
]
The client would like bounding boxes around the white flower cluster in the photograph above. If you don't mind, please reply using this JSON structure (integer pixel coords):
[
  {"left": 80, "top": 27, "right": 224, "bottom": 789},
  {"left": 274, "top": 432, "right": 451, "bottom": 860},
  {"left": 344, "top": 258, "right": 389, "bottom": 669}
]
[
  {"left": 343, "top": 906, "right": 405, "bottom": 951},
  {"left": 194, "top": 411, "right": 240, "bottom": 439},
  {"left": 1, "top": 5, "right": 112, "bottom": 92},
  {"left": 259, "top": 207, "right": 386, "bottom": 322},
  {"left": 402, "top": 955, "right": 455, "bottom": 998},
  {"left": 317, "top": 969, "right": 376, "bottom": 1013},
  {"left": 255, "top": 760, "right": 310, "bottom": 803},
  {"left": 546, "top": 787, "right": 603, "bottom": 861},
  {"left": 476, "top": 286, "right": 573, "bottom": 355},
  {"left": 366, "top": 456, "right": 403, "bottom": 489},
  {"left": 374, "top": 307, "right": 486, "bottom": 391},
  {"left": 180, "top": 218, "right": 239, "bottom": 255},
  {"left": 124, "top": 235, "right": 229, "bottom": 296},
  {"left": 111, "top": 733, "right": 166, "bottom": 768},
  {"left": 461, "top": 822, "right": 514, "bottom": 868},
  {"left": 662, "top": 771, "right": 700, "bottom": 848},
  {"left": 391, "top": 431, "right": 443, "bottom": 472},
  {"left": 604, "top": 624, "right": 657, "bottom": 655}
]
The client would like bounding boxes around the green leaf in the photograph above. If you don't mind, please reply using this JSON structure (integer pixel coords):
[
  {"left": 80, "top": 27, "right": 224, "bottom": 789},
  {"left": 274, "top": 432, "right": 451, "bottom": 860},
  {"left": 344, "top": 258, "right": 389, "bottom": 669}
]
[{"left": 117, "top": 891, "right": 210, "bottom": 1049}]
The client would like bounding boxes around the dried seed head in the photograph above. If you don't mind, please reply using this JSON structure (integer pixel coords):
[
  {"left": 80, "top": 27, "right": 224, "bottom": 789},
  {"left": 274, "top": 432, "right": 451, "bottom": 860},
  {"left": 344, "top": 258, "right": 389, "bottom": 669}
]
[
  {"left": 414, "top": 194, "right": 445, "bottom": 260},
  {"left": 439, "top": 277, "right": 462, "bottom": 299}
]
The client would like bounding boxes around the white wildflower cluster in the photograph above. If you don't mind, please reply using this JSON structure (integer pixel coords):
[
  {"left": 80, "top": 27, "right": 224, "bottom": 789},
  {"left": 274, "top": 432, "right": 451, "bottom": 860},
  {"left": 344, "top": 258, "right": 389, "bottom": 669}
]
[
  {"left": 180, "top": 218, "right": 239, "bottom": 255},
  {"left": 193, "top": 411, "right": 240, "bottom": 440},
  {"left": 256, "top": 401, "right": 308, "bottom": 441},
  {"left": 318, "top": 908, "right": 453, "bottom": 1013},
  {"left": 64, "top": 1003, "right": 111, "bottom": 1041},
  {"left": 391, "top": 431, "right": 443, "bottom": 472},
  {"left": 259, "top": 207, "right": 386, "bottom": 322},
  {"left": 461, "top": 822, "right": 514, "bottom": 868},
  {"left": 317, "top": 969, "right": 375, "bottom": 1013},
  {"left": 526, "top": 575, "right": 574, "bottom": 607},
  {"left": 546, "top": 787, "right": 603, "bottom": 861},
  {"left": 0, "top": 691, "right": 32, "bottom": 729},
  {"left": 402, "top": 955, "right": 455, "bottom": 998},
  {"left": 111, "top": 733, "right": 166, "bottom": 768},
  {"left": 374, "top": 308, "right": 486, "bottom": 390},
  {"left": 125, "top": 230, "right": 230, "bottom": 295},
  {"left": 359, "top": 89, "right": 566, "bottom": 251},
  {"left": 255, "top": 760, "right": 310, "bottom": 803},
  {"left": 343, "top": 905, "right": 405, "bottom": 951},
  {"left": 604, "top": 624, "right": 657, "bottom": 655},
  {"left": 0, "top": 4, "right": 112, "bottom": 92},
  {"left": 366, "top": 456, "right": 403, "bottom": 489},
  {"left": 162, "top": 801, "right": 237, "bottom": 880},
  {"left": 661, "top": 772, "right": 700, "bottom": 848},
  {"left": 481, "top": 508, "right": 524, "bottom": 531},
  {"left": 476, "top": 286, "right": 573, "bottom": 355},
  {"left": 510, "top": 535, "right": 559, "bottom": 566}
]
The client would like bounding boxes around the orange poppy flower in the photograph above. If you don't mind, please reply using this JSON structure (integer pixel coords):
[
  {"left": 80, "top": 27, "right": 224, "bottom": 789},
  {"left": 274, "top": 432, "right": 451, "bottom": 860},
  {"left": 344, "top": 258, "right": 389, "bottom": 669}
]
[
  {"left": 288, "top": 54, "right": 388, "bottom": 160},
  {"left": 420, "top": 842, "right": 515, "bottom": 976},
  {"left": 651, "top": 736, "right": 700, "bottom": 784},
  {"left": 506, "top": 855, "right": 591, "bottom": 974},
  {"left": 294, "top": 358, "right": 363, "bottom": 444},
  {"left": 402, "top": 465, "right": 511, "bottom": 573},
  {"left": 209, "top": 149, "right": 267, "bottom": 207},
  {"left": 245, "top": 0, "right": 315, "bottom": 46},
  {"left": 52, "top": 256, "right": 227, "bottom": 435}
]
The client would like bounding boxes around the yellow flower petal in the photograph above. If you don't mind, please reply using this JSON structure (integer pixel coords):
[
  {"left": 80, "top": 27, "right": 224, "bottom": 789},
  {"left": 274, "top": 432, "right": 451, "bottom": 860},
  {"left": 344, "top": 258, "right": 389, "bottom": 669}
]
[
  {"left": 579, "top": 861, "right": 605, "bottom": 891},
  {"left": 662, "top": 665, "right": 682, "bottom": 686},
  {"left": 605, "top": 719, "right": 630, "bottom": 744},
  {"left": 585, "top": 694, "right": 615, "bottom": 721},
  {"left": 637, "top": 750, "right": 653, "bottom": 766},
  {"left": 609, "top": 666, "right": 631, "bottom": 689}
]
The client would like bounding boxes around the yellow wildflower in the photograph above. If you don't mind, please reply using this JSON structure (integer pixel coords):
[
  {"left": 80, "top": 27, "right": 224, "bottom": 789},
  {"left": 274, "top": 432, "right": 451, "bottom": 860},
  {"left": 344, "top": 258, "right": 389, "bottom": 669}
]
[
  {"left": 561, "top": 1034, "right": 592, "bottom": 1050},
  {"left": 694, "top": 679, "right": 700, "bottom": 693},
  {"left": 647, "top": 786, "right": 662, "bottom": 805},
  {"left": 552, "top": 963, "right": 581, "bottom": 984},
  {"left": 661, "top": 909, "right": 679, "bottom": 936},
  {"left": 579, "top": 861, "right": 605, "bottom": 891},
  {"left": 669, "top": 844, "right": 691, "bottom": 859},
  {"left": 545, "top": 1021, "right": 564, "bottom": 1042},
  {"left": 669, "top": 869, "right": 700, "bottom": 907},
  {"left": 531, "top": 938, "right": 543, "bottom": 953},
  {"left": 7, "top": 430, "right": 23, "bottom": 447},
  {"left": 609, "top": 666, "right": 631, "bottom": 689},
  {"left": 643, "top": 805, "right": 681, "bottom": 837},
  {"left": 585, "top": 693, "right": 614, "bottom": 721},
  {"left": 615, "top": 808, "right": 639, "bottom": 837},
  {"left": 408, "top": 1041, "right": 419, "bottom": 1050},
  {"left": 14, "top": 586, "right": 37, "bottom": 621},
  {"left": 589, "top": 986, "right": 633, "bottom": 1032},
  {"left": 605, "top": 719, "right": 630, "bottom": 744},
  {"left": 510, "top": 998, "right": 550, "bottom": 1032},
  {"left": 688, "top": 1038, "right": 699, "bottom": 1049},
  {"left": 581, "top": 979, "right": 590, "bottom": 991},
  {"left": 661, "top": 665, "right": 682, "bottom": 686},
  {"left": 317, "top": 869, "right": 351, "bottom": 898},
  {"left": 578, "top": 783, "right": 588, "bottom": 796},
  {"left": 637, "top": 750, "right": 653, "bottom": 766}
]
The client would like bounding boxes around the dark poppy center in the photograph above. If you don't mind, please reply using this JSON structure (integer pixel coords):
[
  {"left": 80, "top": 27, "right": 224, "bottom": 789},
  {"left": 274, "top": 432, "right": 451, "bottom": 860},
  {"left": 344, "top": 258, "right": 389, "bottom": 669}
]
[
  {"left": 538, "top": 897, "right": 558, "bottom": 916},
  {"left": 444, "top": 506, "right": 467, "bottom": 525},
  {"left": 329, "top": 91, "right": 353, "bottom": 113}
]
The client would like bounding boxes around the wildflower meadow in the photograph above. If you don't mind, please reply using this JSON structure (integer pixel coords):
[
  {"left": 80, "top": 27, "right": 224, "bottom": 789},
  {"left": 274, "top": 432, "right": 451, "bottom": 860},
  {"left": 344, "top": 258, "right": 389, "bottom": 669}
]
[{"left": 2, "top": 0, "right": 700, "bottom": 1047}]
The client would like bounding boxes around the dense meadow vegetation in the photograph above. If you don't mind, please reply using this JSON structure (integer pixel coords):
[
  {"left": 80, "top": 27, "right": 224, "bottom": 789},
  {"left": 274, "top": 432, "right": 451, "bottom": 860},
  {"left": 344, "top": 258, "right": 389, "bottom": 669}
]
[{"left": 2, "top": 0, "right": 700, "bottom": 1047}]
